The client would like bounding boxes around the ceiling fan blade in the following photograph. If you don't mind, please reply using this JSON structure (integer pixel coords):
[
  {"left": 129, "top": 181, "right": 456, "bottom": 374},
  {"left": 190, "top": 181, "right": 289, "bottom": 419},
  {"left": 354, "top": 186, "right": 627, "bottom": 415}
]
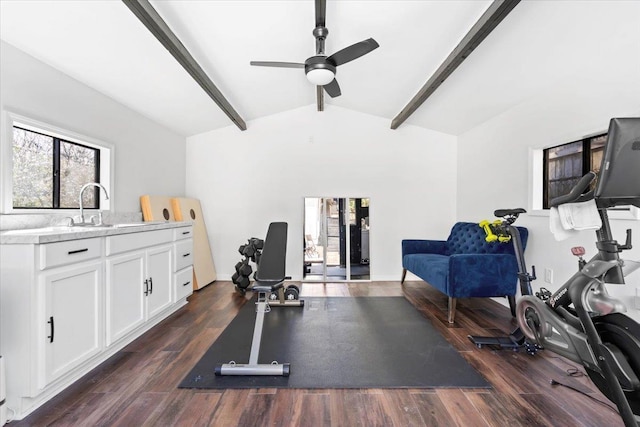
[
  {"left": 250, "top": 61, "right": 305, "bottom": 68},
  {"left": 315, "top": 0, "right": 326, "bottom": 28},
  {"left": 323, "top": 78, "right": 341, "bottom": 98},
  {"left": 327, "top": 38, "right": 379, "bottom": 66}
]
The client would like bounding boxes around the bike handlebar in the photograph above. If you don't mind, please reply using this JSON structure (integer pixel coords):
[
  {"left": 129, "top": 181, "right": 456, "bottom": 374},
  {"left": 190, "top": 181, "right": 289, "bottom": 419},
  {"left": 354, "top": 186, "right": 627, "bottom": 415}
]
[{"left": 550, "top": 172, "right": 597, "bottom": 208}]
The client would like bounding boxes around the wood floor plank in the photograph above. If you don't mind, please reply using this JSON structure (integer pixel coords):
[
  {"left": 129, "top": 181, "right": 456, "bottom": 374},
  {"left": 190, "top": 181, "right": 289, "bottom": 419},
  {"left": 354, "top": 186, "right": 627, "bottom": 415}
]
[
  {"left": 13, "top": 280, "right": 630, "bottom": 427},
  {"left": 379, "top": 389, "right": 428, "bottom": 426},
  {"left": 206, "top": 389, "right": 252, "bottom": 426},
  {"left": 329, "top": 389, "right": 394, "bottom": 426},
  {"left": 436, "top": 389, "right": 491, "bottom": 427},
  {"left": 109, "top": 392, "right": 166, "bottom": 427},
  {"left": 141, "top": 389, "right": 198, "bottom": 427},
  {"left": 290, "top": 391, "right": 332, "bottom": 427},
  {"left": 172, "top": 392, "right": 222, "bottom": 427},
  {"left": 465, "top": 392, "right": 551, "bottom": 427},
  {"left": 410, "top": 391, "right": 456, "bottom": 426}
]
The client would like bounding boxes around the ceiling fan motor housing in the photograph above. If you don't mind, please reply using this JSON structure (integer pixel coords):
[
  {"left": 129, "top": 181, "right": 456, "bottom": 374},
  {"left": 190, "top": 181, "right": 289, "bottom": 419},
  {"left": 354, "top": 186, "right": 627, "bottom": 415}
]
[
  {"left": 304, "top": 55, "right": 336, "bottom": 75},
  {"left": 304, "top": 56, "right": 336, "bottom": 85}
]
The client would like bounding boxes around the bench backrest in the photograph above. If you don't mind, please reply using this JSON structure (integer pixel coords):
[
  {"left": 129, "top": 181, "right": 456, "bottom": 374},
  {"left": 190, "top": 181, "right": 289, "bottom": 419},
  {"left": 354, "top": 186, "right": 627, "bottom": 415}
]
[
  {"left": 445, "top": 222, "right": 528, "bottom": 256},
  {"left": 254, "top": 222, "right": 288, "bottom": 282}
]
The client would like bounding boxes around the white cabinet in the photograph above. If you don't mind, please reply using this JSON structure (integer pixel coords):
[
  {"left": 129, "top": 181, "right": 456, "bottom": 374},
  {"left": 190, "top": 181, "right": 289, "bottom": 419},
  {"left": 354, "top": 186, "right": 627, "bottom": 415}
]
[
  {"left": 105, "top": 252, "right": 145, "bottom": 346},
  {"left": 175, "top": 266, "right": 194, "bottom": 301},
  {"left": 40, "top": 262, "right": 103, "bottom": 387},
  {"left": 105, "top": 229, "right": 174, "bottom": 346},
  {"left": 173, "top": 237, "right": 194, "bottom": 302},
  {"left": 0, "top": 223, "right": 194, "bottom": 420},
  {"left": 145, "top": 244, "right": 173, "bottom": 319}
]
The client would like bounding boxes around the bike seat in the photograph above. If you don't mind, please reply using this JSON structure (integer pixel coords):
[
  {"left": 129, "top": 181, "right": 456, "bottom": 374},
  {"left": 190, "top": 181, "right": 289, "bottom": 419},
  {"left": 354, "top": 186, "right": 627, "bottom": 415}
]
[{"left": 494, "top": 208, "right": 526, "bottom": 218}]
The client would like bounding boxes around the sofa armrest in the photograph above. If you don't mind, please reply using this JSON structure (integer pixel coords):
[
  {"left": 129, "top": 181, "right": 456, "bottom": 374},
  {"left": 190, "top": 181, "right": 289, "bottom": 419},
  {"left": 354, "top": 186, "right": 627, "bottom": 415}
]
[
  {"left": 448, "top": 253, "right": 519, "bottom": 297},
  {"left": 402, "top": 239, "right": 447, "bottom": 256}
]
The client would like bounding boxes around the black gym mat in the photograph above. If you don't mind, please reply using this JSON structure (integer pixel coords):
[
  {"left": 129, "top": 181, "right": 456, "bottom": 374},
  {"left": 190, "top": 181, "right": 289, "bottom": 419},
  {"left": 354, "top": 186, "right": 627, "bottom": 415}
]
[{"left": 179, "top": 297, "right": 490, "bottom": 389}]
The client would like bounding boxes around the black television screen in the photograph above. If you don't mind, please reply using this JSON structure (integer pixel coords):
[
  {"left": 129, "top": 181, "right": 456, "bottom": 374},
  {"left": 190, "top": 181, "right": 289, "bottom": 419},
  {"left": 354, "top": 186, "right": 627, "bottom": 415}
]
[{"left": 594, "top": 118, "right": 640, "bottom": 208}]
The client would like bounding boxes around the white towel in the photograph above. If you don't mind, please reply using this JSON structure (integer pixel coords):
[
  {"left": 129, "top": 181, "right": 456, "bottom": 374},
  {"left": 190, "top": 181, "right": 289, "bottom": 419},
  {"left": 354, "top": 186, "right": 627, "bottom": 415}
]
[
  {"left": 550, "top": 199, "right": 601, "bottom": 241},
  {"left": 558, "top": 199, "right": 602, "bottom": 230},
  {"left": 549, "top": 207, "right": 577, "bottom": 241}
]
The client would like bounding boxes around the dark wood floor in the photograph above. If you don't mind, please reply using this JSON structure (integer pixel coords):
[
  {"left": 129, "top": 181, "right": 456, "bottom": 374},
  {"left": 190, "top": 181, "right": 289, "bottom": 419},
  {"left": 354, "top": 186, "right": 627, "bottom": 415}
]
[{"left": 13, "top": 281, "right": 624, "bottom": 427}]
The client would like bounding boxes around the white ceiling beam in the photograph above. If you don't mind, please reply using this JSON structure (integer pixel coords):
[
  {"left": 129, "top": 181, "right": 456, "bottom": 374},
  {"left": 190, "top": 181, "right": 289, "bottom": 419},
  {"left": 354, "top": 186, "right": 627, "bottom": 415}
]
[
  {"left": 122, "top": 0, "right": 247, "bottom": 131},
  {"left": 390, "top": 0, "right": 520, "bottom": 130}
]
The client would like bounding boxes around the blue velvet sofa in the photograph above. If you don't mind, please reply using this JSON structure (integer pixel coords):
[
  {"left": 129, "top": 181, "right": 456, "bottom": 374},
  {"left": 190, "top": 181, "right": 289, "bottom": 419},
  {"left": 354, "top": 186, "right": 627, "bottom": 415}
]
[{"left": 401, "top": 222, "right": 528, "bottom": 323}]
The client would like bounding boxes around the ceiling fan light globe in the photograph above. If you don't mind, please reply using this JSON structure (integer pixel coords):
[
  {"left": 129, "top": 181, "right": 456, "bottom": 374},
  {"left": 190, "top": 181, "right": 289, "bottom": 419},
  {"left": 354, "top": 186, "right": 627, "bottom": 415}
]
[{"left": 306, "top": 68, "right": 334, "bottom": 86}]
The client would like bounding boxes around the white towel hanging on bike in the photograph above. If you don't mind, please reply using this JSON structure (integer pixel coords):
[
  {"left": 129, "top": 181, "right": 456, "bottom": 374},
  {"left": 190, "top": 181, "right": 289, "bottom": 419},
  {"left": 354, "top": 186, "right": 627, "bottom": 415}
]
[
  {"left": 558, "top": 199, "right": 602, "bottom": 230},
  {"left": 550, "top": 199, "right": 602, "bottom": 240}
]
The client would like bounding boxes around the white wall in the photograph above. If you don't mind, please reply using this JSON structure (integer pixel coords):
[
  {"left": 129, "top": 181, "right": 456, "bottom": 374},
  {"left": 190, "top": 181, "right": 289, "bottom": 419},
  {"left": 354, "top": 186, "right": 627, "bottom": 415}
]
[
  {"left": 186, "top": 105, "right": 457, "bottom": 281},
  {"left": 0, "top": 41, "right": 186, "bottom": 214},
  {"left": 456, "top": 22, "right": 640, "bottom": 318}
]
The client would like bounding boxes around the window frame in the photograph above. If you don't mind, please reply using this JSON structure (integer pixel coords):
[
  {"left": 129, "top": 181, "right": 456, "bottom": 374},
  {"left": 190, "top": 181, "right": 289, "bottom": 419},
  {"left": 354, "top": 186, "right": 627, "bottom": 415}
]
[
  {"left": 529, "top": 131, "right": 639, "bottom": 220},
  {"left": 542, "top": 133, "right": 606, "bottom": 210},
  {"left": 1, "top": 111, "right": 114, "bottom": 214}
]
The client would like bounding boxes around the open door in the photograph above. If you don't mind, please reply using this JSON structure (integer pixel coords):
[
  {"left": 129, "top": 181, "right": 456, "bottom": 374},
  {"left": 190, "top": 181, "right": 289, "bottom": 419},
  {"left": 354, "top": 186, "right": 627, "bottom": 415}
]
[{"left": 303, "top": 197, "right": 370, "bottom": 281}]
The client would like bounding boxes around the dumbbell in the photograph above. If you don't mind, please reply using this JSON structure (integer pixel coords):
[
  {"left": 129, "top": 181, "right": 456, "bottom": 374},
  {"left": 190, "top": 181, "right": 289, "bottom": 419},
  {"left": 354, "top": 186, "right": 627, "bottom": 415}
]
[
  {"left": 251, "top": 238, "right": 264, "bottom": 250},
  {"left": 242, "top": 244, "right": 256, "bottom": 259},
  {"left": 231, "top": 271, "right": 240, "bottom": 285},
  {"left": 238, "top": 261, "right": 252, "bottom": 277},
  {"left": 235, "top": 275, "right": 250, "bottom": 289},
  {"left": 479, "top": 220, "right": 498, "bottom": 243},
  {"left": 234, "top": 261, "right": 244, "bottom": 273},
  {"left": 284, "top": 284, "right": 300, "bottom": 300}
]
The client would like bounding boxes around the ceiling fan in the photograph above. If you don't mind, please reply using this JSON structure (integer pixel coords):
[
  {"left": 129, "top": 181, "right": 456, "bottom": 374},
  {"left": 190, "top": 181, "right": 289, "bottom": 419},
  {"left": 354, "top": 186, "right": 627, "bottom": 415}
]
[{"left": 250, "top": 0, "right": 379, "bottom": 109}]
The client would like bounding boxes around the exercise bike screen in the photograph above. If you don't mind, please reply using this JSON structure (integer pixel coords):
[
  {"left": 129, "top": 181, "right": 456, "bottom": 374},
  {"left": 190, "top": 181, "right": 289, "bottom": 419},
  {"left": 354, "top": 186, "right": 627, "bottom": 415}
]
[{"left": 595, "top": 117, "right": 640, "bottom": 208}]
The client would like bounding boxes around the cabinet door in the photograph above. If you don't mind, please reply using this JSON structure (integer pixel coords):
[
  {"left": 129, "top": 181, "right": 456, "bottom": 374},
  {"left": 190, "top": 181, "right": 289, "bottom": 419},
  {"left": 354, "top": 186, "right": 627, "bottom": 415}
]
[
  {"left": 41, "top": 262, "right": 103, "bottom": 387},
  {"left": 145, "top": 245, "right": 173, "bottom": 319},
  {"left": 105, "top": 252, "right": 145, "bottom": 346}
]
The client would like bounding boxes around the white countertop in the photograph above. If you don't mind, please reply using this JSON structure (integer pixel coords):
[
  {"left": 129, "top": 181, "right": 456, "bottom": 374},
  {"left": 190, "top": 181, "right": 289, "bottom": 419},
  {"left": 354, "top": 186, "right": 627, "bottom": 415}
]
[{"left": 0, "top": 221, "right": 193, "bottom": 244}]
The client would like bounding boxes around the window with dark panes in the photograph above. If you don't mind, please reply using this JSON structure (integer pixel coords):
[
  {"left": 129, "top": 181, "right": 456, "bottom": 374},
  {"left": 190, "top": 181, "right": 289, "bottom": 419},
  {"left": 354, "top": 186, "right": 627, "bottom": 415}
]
[
  {"left": 12, "top": 126, "right": 100, "bottom": 209},
  {"left": 543, "top": 133, "right": 606, "bottom": 209}
]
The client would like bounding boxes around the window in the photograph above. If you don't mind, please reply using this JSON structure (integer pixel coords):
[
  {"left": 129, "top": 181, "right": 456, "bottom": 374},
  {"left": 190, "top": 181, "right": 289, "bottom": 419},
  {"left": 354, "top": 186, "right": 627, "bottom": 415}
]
[
  {"left": 542, "top": 133, "right": 606, "bottom": 209},
  {"left": 1, "top": 112, "right": 113, "bottom": 213},
  {"left": 13, "top": 126, "right": 100, "bottom": 209}
]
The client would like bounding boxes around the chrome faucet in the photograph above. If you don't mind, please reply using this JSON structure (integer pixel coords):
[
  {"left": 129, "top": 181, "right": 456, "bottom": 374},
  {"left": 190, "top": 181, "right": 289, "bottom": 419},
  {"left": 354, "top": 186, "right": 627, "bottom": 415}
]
[{"left": 78, "top": 182, "right": 109, "bottom": 225}]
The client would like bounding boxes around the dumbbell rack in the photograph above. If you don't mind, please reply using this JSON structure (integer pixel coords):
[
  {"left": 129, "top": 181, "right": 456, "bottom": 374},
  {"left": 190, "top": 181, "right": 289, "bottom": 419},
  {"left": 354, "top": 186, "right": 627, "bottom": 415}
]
[{"left": 232, "top": 238, "right": 264, "bottom": 294}]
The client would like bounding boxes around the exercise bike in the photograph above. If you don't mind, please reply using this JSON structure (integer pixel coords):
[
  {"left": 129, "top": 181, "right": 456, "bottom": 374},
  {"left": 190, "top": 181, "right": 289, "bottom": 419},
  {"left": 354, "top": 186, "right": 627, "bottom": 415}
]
[
  {"left": 468, "top": 208, "right": 539, "bottom": 354},
  {"left": 517, "top": 118, "right": 640, "bottom": 427}
]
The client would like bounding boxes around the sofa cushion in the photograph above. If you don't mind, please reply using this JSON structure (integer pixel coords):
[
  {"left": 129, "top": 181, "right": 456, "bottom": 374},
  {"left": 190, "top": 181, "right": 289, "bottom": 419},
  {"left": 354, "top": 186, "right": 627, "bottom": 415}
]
[
  {"left": 448, "top": 254, "right": 519, "bottom": 297},
  {"left": 403, "top": 253, "right": 449, "bottom": 294}
]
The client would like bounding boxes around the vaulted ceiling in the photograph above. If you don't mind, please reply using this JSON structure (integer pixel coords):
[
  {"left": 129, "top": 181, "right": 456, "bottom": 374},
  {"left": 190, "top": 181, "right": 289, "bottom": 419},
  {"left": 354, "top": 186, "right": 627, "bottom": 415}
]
[{"left": 1, "top": 1, "right": 638, "bottom": 137}]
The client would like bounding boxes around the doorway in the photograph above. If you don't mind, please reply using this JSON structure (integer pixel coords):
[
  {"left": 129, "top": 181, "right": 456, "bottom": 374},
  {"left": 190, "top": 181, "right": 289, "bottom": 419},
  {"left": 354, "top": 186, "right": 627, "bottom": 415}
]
[{"left": 303, "top": 197, "right": 370, "bottom": 281}]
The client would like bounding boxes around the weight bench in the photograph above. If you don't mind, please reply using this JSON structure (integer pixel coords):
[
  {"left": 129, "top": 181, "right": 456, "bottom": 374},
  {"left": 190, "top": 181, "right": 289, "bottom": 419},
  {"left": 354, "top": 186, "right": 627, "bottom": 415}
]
[{"left": 215, "top": 222, "right": 303, "bottom": 376}]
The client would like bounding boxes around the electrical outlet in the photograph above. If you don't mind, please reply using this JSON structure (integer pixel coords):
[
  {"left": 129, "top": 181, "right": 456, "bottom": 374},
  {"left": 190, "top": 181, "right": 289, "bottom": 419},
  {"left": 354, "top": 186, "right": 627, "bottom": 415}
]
[{"left": 544, "top": 268, "right": 553, "bottom": 284}]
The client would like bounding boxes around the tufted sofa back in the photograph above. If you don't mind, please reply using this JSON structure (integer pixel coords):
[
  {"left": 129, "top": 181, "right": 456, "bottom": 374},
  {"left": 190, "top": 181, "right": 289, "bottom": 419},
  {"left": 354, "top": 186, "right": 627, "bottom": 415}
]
[{"left": 445, "top": 222, "right": 528, "bottom": 256}]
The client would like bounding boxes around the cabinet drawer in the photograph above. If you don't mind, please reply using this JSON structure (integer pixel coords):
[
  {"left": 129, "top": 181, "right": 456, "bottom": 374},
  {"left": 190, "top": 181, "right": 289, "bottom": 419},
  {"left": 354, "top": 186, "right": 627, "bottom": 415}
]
[
  {"left": 106, "top": 229, "right": 173, "bottom": 256},
  {"left": 175, "top": 266, "right": 194, "bottom": 300},
  {"left": 174, "top": 239, "right": 194, "bottom": 272},
  {"left": 173, "top": 226, "right": 193, "bottom": 241},
  {"left": 40, "top": 238, "right": 102, "bottom": 270}
]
